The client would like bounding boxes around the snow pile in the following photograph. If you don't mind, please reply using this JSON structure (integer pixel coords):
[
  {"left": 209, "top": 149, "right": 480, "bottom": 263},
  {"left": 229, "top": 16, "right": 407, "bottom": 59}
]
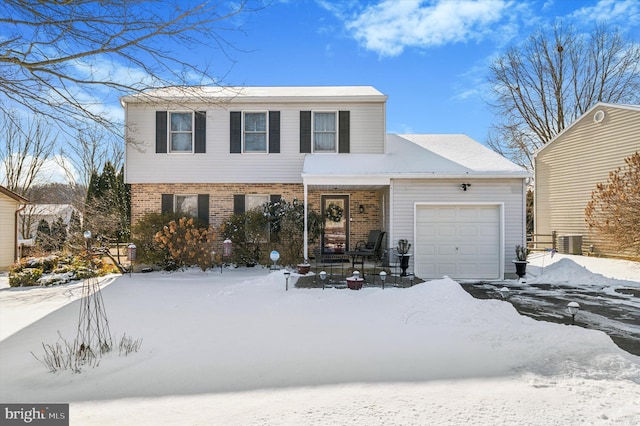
[
  {"left": 1, "top": 263, "right": 639, "bottom": 425},
  {"left": 527, "top": 257, "right": 638, "bottom": 286}
]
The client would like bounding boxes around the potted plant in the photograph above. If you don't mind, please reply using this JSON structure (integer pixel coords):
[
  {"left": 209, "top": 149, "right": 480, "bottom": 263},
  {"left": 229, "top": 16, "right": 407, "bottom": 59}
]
[
  {"left": 346, "top": 271, "right": 364, "bottom": 290},
  {"left": 513, "top": 244, "right": 529, "bottom": 278},
  {"left": 397, "top": 239, "right": 412, "bottom": 277},
  {"left": 297, "top": 259, "right": 311, "bottom": 275}
]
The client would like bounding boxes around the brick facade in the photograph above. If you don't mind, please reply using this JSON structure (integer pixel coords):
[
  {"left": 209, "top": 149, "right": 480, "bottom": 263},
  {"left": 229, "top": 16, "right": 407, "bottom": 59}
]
[{"left": 131, "top": 183, "right": 383, "bottom": 252}]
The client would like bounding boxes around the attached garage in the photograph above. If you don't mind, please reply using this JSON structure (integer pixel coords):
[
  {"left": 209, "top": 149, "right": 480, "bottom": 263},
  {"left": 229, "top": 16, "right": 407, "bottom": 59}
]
[{"left": 415, "top": 204, "right": 502, "bottom": 280}]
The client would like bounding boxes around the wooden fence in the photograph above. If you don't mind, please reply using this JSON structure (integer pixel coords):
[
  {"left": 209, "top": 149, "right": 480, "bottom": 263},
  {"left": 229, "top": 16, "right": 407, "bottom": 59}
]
[{"left": 527, "top": 231, "right": 557, "bottom": 252}]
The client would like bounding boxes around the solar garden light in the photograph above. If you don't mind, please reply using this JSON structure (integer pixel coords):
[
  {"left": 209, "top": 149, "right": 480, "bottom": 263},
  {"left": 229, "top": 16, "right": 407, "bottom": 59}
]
[
  {"left": 380, "top": 271, "right": 387, "bottom": 289},
  {"left": 353, "top": 270, "right": 361, "bottom": 279},
  {"left": 83, "top": 230, "right": 92, "bottom": 252},
  {"left": 283, "top": 270, "right": 291, "bottom": 291},
  {"left": 270, "top": 250, "right": 280, "bottom": 271},
  {"left": 499, "top": 286, "right": 510, "bottom": 299},
  {"left": 567, "top": 301, "right": 580, "bottom": 325},
  {"left": 319, "top": 270, "right": 327, "bottom": 289}
]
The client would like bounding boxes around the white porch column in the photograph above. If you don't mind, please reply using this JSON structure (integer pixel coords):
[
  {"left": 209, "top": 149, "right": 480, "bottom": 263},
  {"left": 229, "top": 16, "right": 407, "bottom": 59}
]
[{"left": 303, "top": 183, "right": 308, "bottom": 261}]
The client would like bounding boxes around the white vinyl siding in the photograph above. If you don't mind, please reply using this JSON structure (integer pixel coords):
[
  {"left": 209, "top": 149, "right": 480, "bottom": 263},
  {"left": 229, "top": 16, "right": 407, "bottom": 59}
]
[
  {"left": 390, "top": 178, "right": 525, "bottom": 279},
  {"left": 535, "top": 105, "right": 640, "bottom": 257},
  {"left": 124, "top": 101, "right": 386, "bottom": 184},
  {"left": 0, "top": 196, "right": 18, "bottom": 269}
]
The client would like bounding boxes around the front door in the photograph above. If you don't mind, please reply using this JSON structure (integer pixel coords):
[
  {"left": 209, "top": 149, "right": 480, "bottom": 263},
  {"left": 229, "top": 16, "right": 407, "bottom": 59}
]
[{"left": 321, "top": 195, "right": 349, "bottom": 254}]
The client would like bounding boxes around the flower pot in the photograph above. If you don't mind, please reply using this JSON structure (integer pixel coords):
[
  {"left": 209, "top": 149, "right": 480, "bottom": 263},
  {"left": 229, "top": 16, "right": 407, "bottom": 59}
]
[
  {"left": 512, "top": 260, "right": 528, "bottom": 278},
  {"left": 297, "top": 264, "right": 311, "bottom": 275},
  {"left": 346, "top": 277, "right": 364, "bottom": 290}
]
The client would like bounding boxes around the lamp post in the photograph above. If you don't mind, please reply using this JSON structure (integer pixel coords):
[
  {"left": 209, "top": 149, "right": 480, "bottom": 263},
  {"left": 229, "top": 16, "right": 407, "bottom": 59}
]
[
  {"left": 283, "top": 270, "right": 291, "bottom": 291},
  {"left": 380, "top": 271, "right": 387, "bottom": 289},
  {"left": 319, "top": 270, "right": 327, "bottom": 289},
  {"left": 567, "top": 301, "right": 580, "bottom": 325}
]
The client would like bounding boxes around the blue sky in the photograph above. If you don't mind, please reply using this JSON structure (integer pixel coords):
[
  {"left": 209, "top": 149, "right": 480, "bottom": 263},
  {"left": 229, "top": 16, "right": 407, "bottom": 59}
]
[{"left": 196, "top": 0, "right": 640, "bottom": 144}]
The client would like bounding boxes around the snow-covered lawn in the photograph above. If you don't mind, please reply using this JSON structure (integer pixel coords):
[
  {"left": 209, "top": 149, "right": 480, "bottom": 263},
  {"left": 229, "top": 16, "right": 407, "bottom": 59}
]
[{"left": 1, "top": 255, "right": 639, "bottom": 425}]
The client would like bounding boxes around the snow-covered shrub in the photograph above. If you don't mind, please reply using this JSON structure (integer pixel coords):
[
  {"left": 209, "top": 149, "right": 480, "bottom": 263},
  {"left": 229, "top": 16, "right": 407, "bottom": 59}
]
[{"left": 9, "top": 267, "right": 43, "bottom": 287}]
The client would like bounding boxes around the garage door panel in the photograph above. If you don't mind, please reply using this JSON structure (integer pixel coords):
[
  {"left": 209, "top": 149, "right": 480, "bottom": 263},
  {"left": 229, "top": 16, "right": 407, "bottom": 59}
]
[{"left": 416, "top": 205, "right": 501, "bottom": 280}]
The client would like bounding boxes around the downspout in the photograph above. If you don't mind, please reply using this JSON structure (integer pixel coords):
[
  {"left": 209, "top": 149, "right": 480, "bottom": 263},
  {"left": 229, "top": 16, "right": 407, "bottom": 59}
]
[{"left": 14, "top": 204, "right": 27, "bottom": 264}]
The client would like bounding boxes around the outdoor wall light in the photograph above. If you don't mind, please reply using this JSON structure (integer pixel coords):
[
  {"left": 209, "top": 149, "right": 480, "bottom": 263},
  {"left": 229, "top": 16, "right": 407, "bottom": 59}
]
[
  {"left": 459, "top": 183, "right": 471, "bottom": 191},
  {"left": 359, "top": 204, "right": 365, "bottom": 214},
  {"left": 567, "top": 301, "right": 580, "bottom": 325}
]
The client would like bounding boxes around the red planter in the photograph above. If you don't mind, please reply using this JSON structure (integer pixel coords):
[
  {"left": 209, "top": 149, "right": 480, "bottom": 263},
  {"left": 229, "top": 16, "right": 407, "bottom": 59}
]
[
  {"left": 297, "top": 264, "right": 311, "bottom": 275},
  {"left": 347, "top": 278, "right": 364, "bottom": 290}
]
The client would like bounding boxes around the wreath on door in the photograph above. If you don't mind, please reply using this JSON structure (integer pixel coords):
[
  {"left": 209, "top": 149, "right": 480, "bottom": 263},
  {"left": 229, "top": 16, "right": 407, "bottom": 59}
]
[{"left": 325, "top": 203, "right": 344, "bottom": 222}]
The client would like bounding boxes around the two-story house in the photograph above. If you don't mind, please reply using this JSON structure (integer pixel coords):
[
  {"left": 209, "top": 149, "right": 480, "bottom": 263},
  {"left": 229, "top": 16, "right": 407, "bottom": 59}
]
[{"left": 122, "top": 86, "right": 529, "bottom": 279}]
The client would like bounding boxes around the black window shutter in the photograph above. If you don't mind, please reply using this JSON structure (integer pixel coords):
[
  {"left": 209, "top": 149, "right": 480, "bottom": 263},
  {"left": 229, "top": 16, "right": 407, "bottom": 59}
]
[
  {"left": 339, "top": 111, "right": 350, "bottom": 153},
  {"left": 156, "top": 111, "right": 167, "bottom": 153},
  {"left": 198, "top": 194, "right": 209, "bottom": 225},
  {"left": 161, "top": 194, "right": 173, "bottom": 213},
  {"left": 300, "top": 111, "right": 311, "bottom": 153},
  {"left": 233, "top": 194, "right": 245, "bottom": 214},
  {"left": 195, "top": 111, "right": 206, "bottom": 153},
  {"left": 269, "top": 111, "right": 280, "bottom": 153},
  {"left": 230, "top": 111, "right": 242, "bottom": 153}
]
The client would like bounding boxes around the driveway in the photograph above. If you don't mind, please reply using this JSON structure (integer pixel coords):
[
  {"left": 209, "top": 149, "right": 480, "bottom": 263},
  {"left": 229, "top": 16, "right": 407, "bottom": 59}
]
[{"left": 461, "top": 281, "right": 640, "bottom": 357}]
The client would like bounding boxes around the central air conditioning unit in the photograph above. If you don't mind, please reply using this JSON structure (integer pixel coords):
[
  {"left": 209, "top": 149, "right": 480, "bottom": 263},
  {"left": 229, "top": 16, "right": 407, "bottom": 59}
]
[{"left": 558, "top": 235, "right": 582, "bottom": 255}]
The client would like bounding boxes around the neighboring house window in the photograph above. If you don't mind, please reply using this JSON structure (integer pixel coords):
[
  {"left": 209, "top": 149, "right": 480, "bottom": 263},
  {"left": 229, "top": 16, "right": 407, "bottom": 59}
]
[
  {"left": 161, "top": 193, "right": 209, "bottom": 226},
  {"left": 313, "top": 112, "right": 336, "bottom": 152},
  {"left": 230, "top": 111, "right": 280, "bottom": 154},
  {"left": 300, "top": 110, "right": 349, "bottom": 153},
  {"left": 244, "top": 112, "right": 267, "bottom": 153},
  {"left": 156, "top": 111, "right": 206, "bottom": 154}
]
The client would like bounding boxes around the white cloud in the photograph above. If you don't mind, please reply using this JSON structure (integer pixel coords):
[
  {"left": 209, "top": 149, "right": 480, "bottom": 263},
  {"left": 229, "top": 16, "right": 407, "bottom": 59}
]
[
  {"left": 343, "top": 0, "right": 510, "bottom": 57},
  {"left": 569, "top": 0, "right": 640, "bottom": 26}
]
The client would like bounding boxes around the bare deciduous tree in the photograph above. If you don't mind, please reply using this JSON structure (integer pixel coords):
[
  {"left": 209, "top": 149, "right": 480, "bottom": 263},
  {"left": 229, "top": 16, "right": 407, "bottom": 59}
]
[
  {"left": 0, "top": 0, "right": 256, "bottom": 135},
  {"left": 488, "top": 23, "right": 640, "bottom": 170},
  {"left": 585, "top": 152, "right": 640, "bottom": 259},
  {"left": 1, "top": 111, "right": 57, "bottom": 193}
]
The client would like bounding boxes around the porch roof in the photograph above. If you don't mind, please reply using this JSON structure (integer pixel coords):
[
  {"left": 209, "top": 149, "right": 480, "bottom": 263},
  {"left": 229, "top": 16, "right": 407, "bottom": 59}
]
[{"left": 302, "top": 134, "right": 530, "bottom": 186}]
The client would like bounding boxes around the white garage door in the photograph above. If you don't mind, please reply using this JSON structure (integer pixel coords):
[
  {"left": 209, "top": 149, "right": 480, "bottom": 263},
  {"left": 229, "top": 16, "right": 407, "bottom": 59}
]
[{"left": 415, "top": 205, "right": 501, "bottom": 280}]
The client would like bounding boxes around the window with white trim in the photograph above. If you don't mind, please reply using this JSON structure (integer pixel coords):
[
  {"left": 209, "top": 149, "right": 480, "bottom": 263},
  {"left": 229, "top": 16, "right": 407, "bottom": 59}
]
[
  {"left": 313, "top": 111, "right": 337, "bottom": 152},
  {"left": 244, "top": 112, "right": 267, "bottom": 153},
  {"left": 170, "top": 112, "right": 193, "bottom": 152},
  {"left": 175, "top": 194, "right": 198, "bottom": 217}
]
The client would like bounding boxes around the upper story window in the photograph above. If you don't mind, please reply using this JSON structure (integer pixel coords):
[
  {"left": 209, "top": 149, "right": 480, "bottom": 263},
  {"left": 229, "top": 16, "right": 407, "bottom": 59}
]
[
  {"left": 244, "top": 112, "right": 267, "bottom": 153},
  {"left": 170, "top": 112, "right": 193, "bottom": 153},
  {"left": 313, "top": 112, "right": 337, "bottom": 153}
]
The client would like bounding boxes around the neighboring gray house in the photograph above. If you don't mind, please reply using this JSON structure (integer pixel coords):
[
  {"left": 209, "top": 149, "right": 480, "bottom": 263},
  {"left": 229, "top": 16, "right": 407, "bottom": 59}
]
[
  {"left": 534, "top": 103, "right": 640, "bottom": 259},
  {"left": 122, "top": 86, "right": 529, "bottom": 279}
]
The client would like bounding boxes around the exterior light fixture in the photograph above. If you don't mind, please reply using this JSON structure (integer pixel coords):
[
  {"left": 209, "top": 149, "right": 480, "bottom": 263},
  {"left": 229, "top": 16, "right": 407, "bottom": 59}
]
[
  {"left": 319, "top": 270, "right": 327, "bottom": 289},
  {"left": 499, "top": 286, "right": 510, "bottom": 299},
  {"left": 380, "top": 270, "right": 387, "bottom": 289},
  {"left": 359, "top": 204, "right": 365, "bottom": 214},
  {"left": 270, "top": 250, "right": 280, "bottom": 271},
  {"left": 567, "top": 301, "right": 580, "bottom": 325},
  {"left": 83, "top": 230, "right": 92, "bottom": 252},
  {"left": 283, "top": 270, "right": 291, "bottom": 291},
  {"left": 459, "top": 183, "right": 471, "bottom": 191}
]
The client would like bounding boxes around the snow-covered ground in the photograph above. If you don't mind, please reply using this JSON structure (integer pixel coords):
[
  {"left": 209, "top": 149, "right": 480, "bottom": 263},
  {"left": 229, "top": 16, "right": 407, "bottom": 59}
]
[{"left": 1, "top": 255, "right": 639, "bottom": 425}]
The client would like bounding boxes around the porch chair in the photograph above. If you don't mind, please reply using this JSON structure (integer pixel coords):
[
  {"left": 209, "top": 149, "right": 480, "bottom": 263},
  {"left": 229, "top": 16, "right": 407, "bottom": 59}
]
[{"left": 354, "top": 230, "right": 386, "bottom": 262}]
